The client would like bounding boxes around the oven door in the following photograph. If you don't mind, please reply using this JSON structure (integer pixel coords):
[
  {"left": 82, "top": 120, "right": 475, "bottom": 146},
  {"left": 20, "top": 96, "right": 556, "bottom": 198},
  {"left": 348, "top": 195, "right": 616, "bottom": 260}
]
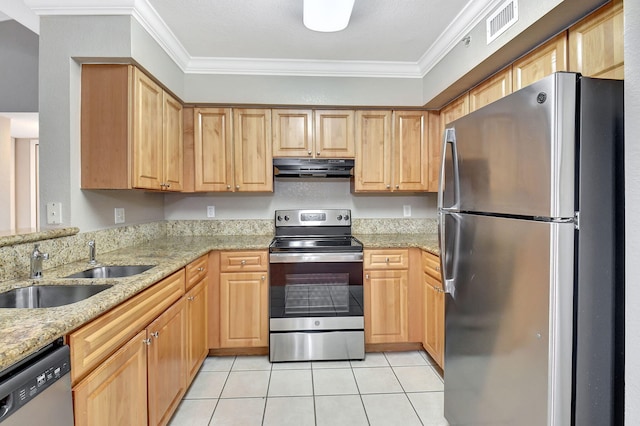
[
  {"left": 269, "top": 252, "right": 364, "bottom": 362},
  {"left": 269, "top": 252, "right": 363, "bottom": 323}
]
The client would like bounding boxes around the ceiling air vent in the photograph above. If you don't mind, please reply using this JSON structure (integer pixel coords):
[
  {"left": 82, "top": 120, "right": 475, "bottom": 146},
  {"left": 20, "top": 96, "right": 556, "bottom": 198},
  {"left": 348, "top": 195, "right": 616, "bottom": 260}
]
[{"left": 486, "top": 0, "right": 518, "bottom": 44}]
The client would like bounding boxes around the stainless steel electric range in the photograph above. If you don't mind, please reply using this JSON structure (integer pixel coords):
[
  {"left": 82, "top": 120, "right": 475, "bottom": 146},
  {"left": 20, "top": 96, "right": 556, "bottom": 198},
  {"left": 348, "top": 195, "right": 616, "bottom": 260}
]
[{"left": 268, "top": 209, "right": 365, "bottom": 362}]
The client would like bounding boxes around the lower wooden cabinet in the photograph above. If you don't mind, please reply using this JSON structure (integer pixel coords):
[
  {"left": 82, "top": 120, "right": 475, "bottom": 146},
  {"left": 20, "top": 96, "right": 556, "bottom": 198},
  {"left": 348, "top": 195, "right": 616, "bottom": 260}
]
[
  {"left": 422, "top": 250, "right": 444, "bottom": 368},
  {"left": 73, "top": 329, "right": 149, "bottom": 426},
  {"left": 186, "top": 278, "right": 208, "bottom": 383},
  {"left": 219, "top": 271, "right": 268, "bottom": 348},
  {"left": 147, "top": 298, "right": 186, "bottom": 426},
  {"left": 364, "top": 269, "right": 409, "bottom": 344}
]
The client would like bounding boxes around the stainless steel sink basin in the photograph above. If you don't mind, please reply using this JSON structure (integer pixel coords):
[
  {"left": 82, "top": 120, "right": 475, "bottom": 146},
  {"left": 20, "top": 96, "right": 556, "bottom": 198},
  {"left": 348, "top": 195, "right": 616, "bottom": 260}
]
[
  {"left": 65, "top": 264, "right": 155, "bottom": 279},
  {"left": 0, "top": 284, "right": 113, "bottom": 308}
]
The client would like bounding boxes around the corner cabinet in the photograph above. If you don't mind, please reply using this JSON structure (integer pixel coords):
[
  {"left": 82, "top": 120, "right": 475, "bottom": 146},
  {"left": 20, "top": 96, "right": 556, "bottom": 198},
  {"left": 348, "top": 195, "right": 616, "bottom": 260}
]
[
  {"left": 354, "top": 110, "right": 439, "bottom": 193},
  {"left": 81, "top": 64, "right": 183, "bottom": 191}
]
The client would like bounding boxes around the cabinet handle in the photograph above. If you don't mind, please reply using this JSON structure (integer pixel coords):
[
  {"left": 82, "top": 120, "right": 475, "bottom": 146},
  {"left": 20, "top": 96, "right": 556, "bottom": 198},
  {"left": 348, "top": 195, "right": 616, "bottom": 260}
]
[
  {"left": 236, "top": 185, "right": 240, "bottom": 190},
  {"left": 143, "top": 338, "right": 152, "bottom": 346},
  {"left": 316, "top": 152, "right": 320, "bottom": 156},
  {"left": 395, "top": 184, "right": 399, "bottom": 189},
  {"left": 150, "top": 331, "right": 159, "bottom": 339},
  {"left": 240, "top": 260, "right": 246, "bottom": 265},
  {"left": 197, "top": 267, "right": 205, "bottom": 272},
  {"left": 187, "top": 296, "right": 195, "bottom": 301},
  {"left": 261, "top": 275, "right": 266, "bottom": 281},
  {"left": 435, "top": 266, "right": 440, "bottom": 272},
  {"left": 365, "top": 274, "right": 369, "bottom": 280},
  {"left": 386, "top": 184, "right": 391, "bottom": 189},
  {"left": 227, "top": 184, "right": 231, "bottom": 190},
  {"left": 308, "top": 150, "right": 312, "bottom": 156},
  {"left": 385, "top": 257, "right": 390, "bottom": 263}
]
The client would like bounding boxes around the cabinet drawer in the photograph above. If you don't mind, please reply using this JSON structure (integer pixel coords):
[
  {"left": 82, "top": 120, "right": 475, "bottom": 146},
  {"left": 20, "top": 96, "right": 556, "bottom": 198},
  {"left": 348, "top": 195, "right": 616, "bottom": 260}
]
[
  {"left": 186, "top": 254, "right": 208, "bottom": 291},
  {"left": 364, "top": 249, "right": 409, "bottom": 270},
  {"left": 69, "top": 269, "right": 185, "bottom": 385},
  {"left": 423, "top": 269, "right": 443, "bottom": 291},
  {"left": 422, "top": 250, "right": 441, "bottom": 280},
  {"left": 220, "top": 251, "right": 268, "bottom": 272}
]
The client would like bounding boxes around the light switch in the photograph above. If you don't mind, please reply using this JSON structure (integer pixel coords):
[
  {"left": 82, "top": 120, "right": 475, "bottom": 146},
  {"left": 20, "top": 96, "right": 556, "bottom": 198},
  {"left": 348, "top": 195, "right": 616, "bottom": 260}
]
[
  {"left": 114, "top": 208, "right": 125, "bottom": 224},
  {"left": 46, "top": 202, "right": 62, "bottom": 224},
  {"left": 403, "top": 205, "right": 411, "bottom": 217},
  {"left": 207, "top": 206, "right": 215, "bottom": 218}
]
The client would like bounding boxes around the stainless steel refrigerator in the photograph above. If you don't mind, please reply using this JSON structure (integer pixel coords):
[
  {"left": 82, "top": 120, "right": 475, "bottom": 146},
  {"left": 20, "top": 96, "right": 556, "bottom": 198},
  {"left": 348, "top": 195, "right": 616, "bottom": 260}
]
[{"left": 438, "top": 72, "right": 624, "bottom": 426}]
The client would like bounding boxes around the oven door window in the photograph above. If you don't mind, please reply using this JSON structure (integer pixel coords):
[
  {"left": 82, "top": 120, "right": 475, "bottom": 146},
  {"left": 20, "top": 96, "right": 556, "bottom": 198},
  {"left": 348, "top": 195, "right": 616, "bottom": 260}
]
[{"left": 270, "top": 262, "right": 363, "bottom": 318}]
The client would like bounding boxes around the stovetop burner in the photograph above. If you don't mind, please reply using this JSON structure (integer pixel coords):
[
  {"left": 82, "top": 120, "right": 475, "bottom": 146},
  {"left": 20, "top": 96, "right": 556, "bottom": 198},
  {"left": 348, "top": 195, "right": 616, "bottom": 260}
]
[{"left": 269, "top": 235, "right": 363, "bottom": 253}]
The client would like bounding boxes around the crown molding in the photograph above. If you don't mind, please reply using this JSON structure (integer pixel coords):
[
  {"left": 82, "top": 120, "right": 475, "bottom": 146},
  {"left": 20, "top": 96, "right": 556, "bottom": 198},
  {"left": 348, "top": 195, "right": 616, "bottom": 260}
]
[
  {"left": 23, "top": 0, "right": 492, "bottom": 79},
  {"left": 417, "top": 0, "right": 503, "bottom": 76}
]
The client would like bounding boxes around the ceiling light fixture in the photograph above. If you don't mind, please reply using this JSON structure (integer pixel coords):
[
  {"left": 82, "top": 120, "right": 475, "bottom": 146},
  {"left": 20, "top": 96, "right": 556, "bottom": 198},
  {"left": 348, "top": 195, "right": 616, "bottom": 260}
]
[{"left": 303, "top": 0, "right": 355, "bottom": 32}]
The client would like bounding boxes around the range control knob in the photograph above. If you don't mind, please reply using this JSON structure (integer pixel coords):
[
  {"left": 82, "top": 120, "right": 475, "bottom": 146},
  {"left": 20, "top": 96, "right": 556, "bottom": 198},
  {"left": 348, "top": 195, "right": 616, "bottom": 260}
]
[
  {"left": 277, "top": 215, "right": 282, "bottom": 222},
  {"left": 337, "top": 215, "right": 343, "bottom": 221},
  {"left": 344, "top": 214, "right": 350, "bottom": 220},
  {"left": 284, "top": 215, "right": 290, "bottom": 221}
]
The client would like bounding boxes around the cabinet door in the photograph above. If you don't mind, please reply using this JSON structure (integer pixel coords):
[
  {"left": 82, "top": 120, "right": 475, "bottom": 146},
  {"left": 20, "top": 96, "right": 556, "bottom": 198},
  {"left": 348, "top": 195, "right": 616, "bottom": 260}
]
[
  {"left": 194, "top": 108, "right": 233, "bottom": 191},
  {"left": 233, "top": 109, "right": 273, "bottom": 192},
  {"left": 354, "top": 110, "right": 392, "bottom": 191},
  {"left": 364, "top": 269, "right": 409, "bottom": 344},
  {"left": 162, "top": 91, "right": 184, "bottom": 191},
  {"left": 440, "top": 93, "right": 469, "bottom": 137},
  {"left": 220, "top": 272, "right": 268, "bottom": 347},
  {"left": 147, "top": 298, "right": 186, "bottom": 426},
  {"left": 314, "top": 110, "right": 355, "bottom": 158},
  {"left": 132, "top": 67, "right": 164, "bottom": 190},
  {"left": 427, "top": 112, "right": 441, "bottom": 192},
  {"left": 272, "top": 109, "right": 313, "bottom": 157},
  {"left": 393, "top": 111, "right": 430, "bottom": 191},
  {"left": 364, "top": 249, "right": 409, "bottom": 270},
  {"left": 186, "top": 278, "right": 208, "bottom": 384},
  {"left": 513, "top": 33, "right": 568, "bottom": 90},
  {"left": 73, "top": 330, "right": 148, "bottom": 426},
  {"left": 423, "top": 272, "right": 444, "bottom": 368},
  {"left": 569, "top": 0, "right": 624, "bottom": 79},
  {"left": 469, "top": 67, "right": 513, "bottom": 113}
]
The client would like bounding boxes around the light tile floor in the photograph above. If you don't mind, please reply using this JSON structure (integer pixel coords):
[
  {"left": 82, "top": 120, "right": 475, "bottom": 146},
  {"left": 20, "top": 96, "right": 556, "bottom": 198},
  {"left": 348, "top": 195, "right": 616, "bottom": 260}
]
[{"left": 168, "top": 350, "right": 449, "bottom": 426}]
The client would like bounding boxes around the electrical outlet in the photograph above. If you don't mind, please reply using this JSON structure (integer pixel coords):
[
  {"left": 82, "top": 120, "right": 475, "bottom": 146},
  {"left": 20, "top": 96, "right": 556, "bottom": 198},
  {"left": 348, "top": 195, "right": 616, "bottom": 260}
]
[
  {"left": 403, "top": 205, "right": 411, "bottom": 217},
  {"left": 46, "top": 202, "right": 62, "bottom": 224},
  {"left": 207, "top": 206, "right": 215, "bottom": 218},
  {"left": 114, "top": 208, "right": 125, "bottom": 224}
]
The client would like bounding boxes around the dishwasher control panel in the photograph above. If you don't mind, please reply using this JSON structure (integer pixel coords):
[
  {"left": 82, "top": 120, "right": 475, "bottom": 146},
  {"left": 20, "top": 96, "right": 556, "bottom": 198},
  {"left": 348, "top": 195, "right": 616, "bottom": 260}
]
[{"left": 0, "top": 344, "right": 70, "bottom": 423}]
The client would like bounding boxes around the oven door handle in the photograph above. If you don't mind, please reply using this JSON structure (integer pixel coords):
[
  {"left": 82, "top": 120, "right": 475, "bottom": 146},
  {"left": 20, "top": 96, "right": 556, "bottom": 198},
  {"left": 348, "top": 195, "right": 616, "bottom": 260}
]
[{"left": 269, "top": 252, "right": 363, "bottom": 263}]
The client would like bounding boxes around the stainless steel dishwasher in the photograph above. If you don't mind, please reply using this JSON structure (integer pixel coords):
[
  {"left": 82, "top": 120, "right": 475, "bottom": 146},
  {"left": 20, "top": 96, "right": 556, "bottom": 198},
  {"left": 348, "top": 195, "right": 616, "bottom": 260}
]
[{"left": 0, "top": 338, "right": 73, "bottom": 425}]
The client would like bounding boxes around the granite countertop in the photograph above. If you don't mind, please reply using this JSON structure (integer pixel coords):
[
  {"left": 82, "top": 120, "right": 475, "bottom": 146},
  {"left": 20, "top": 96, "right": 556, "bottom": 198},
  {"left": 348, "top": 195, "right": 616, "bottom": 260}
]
[
  {"left": 355, "top": 233, "right": 440, "bottom": 255},
  {"left": 0, "top": 232, "right": 438, "bottom": 373}
]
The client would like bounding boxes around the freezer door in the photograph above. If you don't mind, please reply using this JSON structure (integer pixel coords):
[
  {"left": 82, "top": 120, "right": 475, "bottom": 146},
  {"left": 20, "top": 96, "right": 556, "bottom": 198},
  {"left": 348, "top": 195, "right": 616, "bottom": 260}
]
[
  {"left": 441, "top": 212, "right": 574, "bottom": 426},
  {"left": 440, "top": 72, "right": 578, "bottom": 218}
]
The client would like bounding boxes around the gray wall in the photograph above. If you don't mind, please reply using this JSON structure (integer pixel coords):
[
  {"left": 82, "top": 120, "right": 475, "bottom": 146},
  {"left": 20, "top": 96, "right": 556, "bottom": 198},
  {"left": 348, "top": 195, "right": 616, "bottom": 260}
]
[
  {"left": 0, "top": 20, "right": 38, "bottom": 112},
  {"left": 626, "top": 0, "right": 639, "bottom": 422},
  {"left": 38, "top": 16, "right": 165, "bottom": 232}
]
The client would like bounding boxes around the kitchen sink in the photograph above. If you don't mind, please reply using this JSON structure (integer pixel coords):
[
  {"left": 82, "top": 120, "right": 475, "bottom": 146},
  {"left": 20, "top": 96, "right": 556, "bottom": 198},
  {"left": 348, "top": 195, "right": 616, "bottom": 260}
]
[
  {"left": 0, "top": 284, "right": 113, "bottom": 308},
  {"left": 65, "top": 264, "right": 155, "bottom": 279}
]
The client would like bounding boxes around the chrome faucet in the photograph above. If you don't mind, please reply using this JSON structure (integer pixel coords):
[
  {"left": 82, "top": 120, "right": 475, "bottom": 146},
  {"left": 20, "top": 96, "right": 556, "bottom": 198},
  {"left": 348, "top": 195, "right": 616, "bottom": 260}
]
[
  {"left": 88, "top": 240, "right": 97, "bottom": 265},
  {"left": 30, "top": 244, "right": 49, "bottom": 279}
]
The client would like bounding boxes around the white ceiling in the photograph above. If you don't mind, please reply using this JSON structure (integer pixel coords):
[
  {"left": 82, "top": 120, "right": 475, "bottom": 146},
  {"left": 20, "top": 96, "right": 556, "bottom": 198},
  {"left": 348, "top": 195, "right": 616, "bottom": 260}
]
[{"left": 18, "top": 0, "right": 502, "bottom": 78}]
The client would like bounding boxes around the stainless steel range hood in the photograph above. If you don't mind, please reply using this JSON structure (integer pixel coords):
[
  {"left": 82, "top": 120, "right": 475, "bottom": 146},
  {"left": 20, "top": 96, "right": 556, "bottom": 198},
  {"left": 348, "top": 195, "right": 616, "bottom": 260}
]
[{"left": 273, "top": 158, "right": 354, "bottom": 178}]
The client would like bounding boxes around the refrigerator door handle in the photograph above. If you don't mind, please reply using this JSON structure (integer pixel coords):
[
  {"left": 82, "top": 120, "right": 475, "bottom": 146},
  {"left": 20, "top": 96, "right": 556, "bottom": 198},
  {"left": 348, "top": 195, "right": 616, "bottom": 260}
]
[
  {"left": 439, "top": 211, "right": 460, "bottom": 299},
  {"left": 438, "top": 128, "right": 460, "bottom": 211}
]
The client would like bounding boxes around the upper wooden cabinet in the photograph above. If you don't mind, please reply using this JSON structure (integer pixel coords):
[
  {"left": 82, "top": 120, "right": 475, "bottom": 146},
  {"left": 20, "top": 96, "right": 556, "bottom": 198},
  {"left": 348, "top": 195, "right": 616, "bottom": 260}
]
[
  {"left": 354, "top": 110, "right": 437, "bottom": 193},
  {"left": 272, "top": 109, "right": 314, "bottom": 157},
  {"left": 233, "top": 108, "right": 274, "bottom": 192},
  {"left": 273, "top": 109, "right": 355, "bottom": 158},
  {"left": 569, "top": 0, "right": 624, "bottom": 79},
  {"left": 440, "top": 93, "right": 469, "bottom": 130},
  {"left": 469, "top": 67, "right": 513, "bottom": 113},
  {"left": 193, "top": 108, "right": 233, "bottom": 192},
  {"left": 192, "top": 108, "right": 273, "bottom": 192},
  {"left": 314, "top": 110, "right": 356, "bottom": 158},
  {"left": 513, "top": 33, "right": 568, "bottom": 91},
  {"left": 81, "top": 64, "right": 183, "bottom": 191}
]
